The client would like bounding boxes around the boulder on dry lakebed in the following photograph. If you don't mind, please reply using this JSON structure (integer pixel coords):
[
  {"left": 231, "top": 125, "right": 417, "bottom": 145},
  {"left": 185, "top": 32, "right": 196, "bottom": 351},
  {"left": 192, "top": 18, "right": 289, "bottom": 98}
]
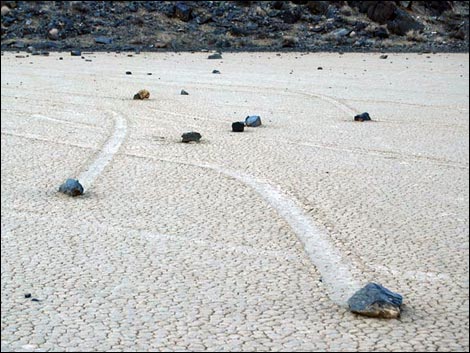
[
  {"left": 59, "top": 179, "right": 84, "bottom": 197},
  {"left": 181, "top": 132, "right": 202, "bottom": 143},
  {"left": 245, "top": 115, "right": 262, "bottom": 127},
  {"left": 348, "top": 283, "right": 403, "bottom": 319},
  {"left": 354, "top": 112, "right": 372, "bottom": 122}
]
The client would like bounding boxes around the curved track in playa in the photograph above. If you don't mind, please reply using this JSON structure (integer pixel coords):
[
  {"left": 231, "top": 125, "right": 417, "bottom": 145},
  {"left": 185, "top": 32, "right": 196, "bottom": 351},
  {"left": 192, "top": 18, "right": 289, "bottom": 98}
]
[{"left": 1, "top": 52, "right": 469, "bottom": 352}]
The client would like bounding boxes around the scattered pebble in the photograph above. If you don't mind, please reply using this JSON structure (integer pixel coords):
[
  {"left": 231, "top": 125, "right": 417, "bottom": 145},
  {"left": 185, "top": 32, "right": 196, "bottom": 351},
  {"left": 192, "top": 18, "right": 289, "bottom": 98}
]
[
  {"left": 181, "top": 132, "right": 202, "bottom": 143},
  {"left": 245, "top": 115, "right": 262, "bottom": 127},
  {"left": 354, "top": 112, "right": 372, "bottom": 122},
  {"left": 125, "top": 71, "right": 132, "bottom": 75},
  {"left": 70, "top": 50, "right": 81, "bottom": 56},
  {"left": 133, "top": 89, "right": 150, "bottom": 100},
  {"left": 24, "top": 293, "right": 31, "bottom": 298},
  {"left": 208, "top": 53, "right": 222, "bottom": 60},
  {"left": 317, "top": 67, "right": 323, "bottom": 70},
  {"left": 212, "top": 70, "right": 221, "bottom": 74},
  {"left": 380, "top": 54, "right": 388, "bottom": 59},
  {"left": 232, "top": 122, "right": 245, "bottom": 132},
  {"left": 59, "top": 179, "right": 84, "bottom": 197},
  {"left": 180, "top": 89, "right": 189, "bottom": 95}
]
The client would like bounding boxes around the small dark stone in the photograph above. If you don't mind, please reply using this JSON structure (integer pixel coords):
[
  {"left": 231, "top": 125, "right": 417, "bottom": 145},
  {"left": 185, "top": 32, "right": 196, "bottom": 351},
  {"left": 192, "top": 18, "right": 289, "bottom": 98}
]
[
  {"left": 354, "top": 112, "right": 372, "bottom": 122},
  {"left": 181, "top": 132, "right": 202, "bottom": 143},
  {"left": 31, "top": 298, "right": 40, "bottom": 302},
  {"left": 232, "top": 121, "right": 245, "bottom": 132},
  {"left": 126, "top": 71, "right": 132, "bottom": 75},
  {"left": 59, "top": 57, "right": 63, "bottom": 60},
  {"left": 208, "top": 53, "right": 222, "bottom": 60},
  {"left": 147, "top": 73, "right": 152, "bottom": 75},
  {"left": 380, "top": 54, "right": 388, "bottom": 59},
  {"left": 348, "top": 283, "right": 403, "bottom": 319},
  {"left": 317, "top": 67, "right": 323, "bottom": 70},
  {"left": 212, "top": 70, "right": 221, "bottom": 74},
  {"left": 59, "top": 179, "right": 84, "bottom": 197},
  {"left": 24, "top": 293, "right": 31, "bottom": 298},
  {"left": 180, "top": 89, "right": 189, "bottom": 95},
  {"left": 245, "top": 115, "right": 262, "bottom": 127},
  {"left": 70, "top": 50, "right": 81, "bottom": 56}
]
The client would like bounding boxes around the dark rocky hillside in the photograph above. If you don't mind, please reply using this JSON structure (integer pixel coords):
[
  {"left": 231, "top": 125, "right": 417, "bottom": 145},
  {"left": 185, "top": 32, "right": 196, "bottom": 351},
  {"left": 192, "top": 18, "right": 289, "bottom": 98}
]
[{"left": 1, "top": 1, "right": 468, "bottom": 52}]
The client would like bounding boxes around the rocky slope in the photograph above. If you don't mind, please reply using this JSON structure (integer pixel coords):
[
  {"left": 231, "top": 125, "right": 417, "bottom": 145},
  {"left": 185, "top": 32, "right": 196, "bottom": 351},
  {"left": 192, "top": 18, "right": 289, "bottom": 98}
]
[{"left": 1, "top": 1, "right": 468, "bottom": 52}]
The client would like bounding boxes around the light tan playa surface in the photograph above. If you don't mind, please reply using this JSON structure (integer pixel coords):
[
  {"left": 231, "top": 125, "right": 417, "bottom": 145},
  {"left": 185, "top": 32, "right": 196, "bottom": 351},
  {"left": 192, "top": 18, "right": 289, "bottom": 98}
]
[{"left": 1, "top": 51, "right": 469, "bottom": 352}]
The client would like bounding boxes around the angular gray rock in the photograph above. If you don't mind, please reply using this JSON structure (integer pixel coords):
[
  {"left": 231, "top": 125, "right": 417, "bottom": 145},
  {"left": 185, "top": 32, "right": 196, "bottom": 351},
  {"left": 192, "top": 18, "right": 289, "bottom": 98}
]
[
  {"left": 245, "top": 115, "right": 262, "bottom": 127},
  {"left": 59, "top": 179, "right": 84, "bottom": 196},
  {"left": 348, "top": 283, "right": 403, "bottom": 319},
  {"left": 180, "top": 89, "right": 189, "bottom": 95},
  {"left": 181, "top": 132, "right": 201, "bottom": 143}
]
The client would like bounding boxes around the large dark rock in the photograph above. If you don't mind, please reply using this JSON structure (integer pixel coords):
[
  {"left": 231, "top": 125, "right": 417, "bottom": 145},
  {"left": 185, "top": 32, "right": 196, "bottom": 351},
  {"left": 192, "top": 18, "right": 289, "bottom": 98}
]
[
  {"left": 59, "top": 179, "right": 84, "bottom": 197},
  {"left": 354, "top": 112, "right": 371, "bottom": 121},
  {"left": 367, "top": 1, "right": 397, "bottom": 24},
  {"left": 232, "top": 121, "right": 245, "bottom": 132},
  {"left": 387, "top": 8, "right": 424, "bottom": 36},
  {"left": 174, "top": 2, "right": 192, "bottom": 22},
  {"left": 348, "top": 283, "right": 403, "bottom": 319},
  {"left": 181, "top": 132, "right": 202, "bottom": 143}
]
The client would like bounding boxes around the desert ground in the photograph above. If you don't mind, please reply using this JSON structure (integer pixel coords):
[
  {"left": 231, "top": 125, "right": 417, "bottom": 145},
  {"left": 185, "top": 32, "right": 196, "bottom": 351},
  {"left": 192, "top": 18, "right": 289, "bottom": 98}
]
[{"left": 1, "top": 51, "right": 469, "bottom": 352}]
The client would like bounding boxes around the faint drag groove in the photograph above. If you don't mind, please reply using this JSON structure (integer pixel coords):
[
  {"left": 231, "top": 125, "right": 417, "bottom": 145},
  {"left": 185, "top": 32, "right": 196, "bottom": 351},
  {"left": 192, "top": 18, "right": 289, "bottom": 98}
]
[
  {"left": 77, "top": 111, "right": 127, "bottom": 190},
  {"left": 123, "top": 151, "right": 362, "bottom": 305}
]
